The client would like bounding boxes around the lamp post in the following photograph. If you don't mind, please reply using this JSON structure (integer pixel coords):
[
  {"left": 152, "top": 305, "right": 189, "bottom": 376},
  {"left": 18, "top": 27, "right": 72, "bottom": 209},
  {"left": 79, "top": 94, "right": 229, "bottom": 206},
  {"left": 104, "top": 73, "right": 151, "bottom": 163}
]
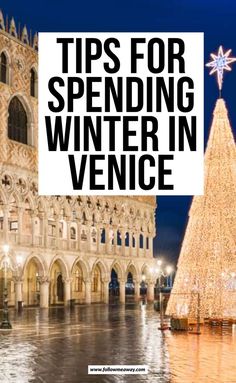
[
  {"left": 151, "top": 259, "right": 173, "bottom": 331},
  {"left": 0, "top": 244, "right": 12, "bottom": 330}
]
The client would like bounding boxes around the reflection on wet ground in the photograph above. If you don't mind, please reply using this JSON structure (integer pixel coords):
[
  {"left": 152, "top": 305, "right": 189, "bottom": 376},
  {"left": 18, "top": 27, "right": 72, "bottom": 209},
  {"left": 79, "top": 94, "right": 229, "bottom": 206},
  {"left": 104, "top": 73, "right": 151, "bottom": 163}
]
[{"left": 0, "top": 303, "right": 236, "bottom": 382}]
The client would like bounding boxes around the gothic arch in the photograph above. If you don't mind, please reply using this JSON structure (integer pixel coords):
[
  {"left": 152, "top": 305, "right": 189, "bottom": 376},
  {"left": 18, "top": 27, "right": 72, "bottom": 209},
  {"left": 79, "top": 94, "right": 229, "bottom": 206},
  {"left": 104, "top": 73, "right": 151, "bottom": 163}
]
[
  {"left": 23, "top": 194, "right": 35, "bottom": 211},
  {"left": 7, "top": 94, "right": 34, "bottom": 146},
  {"left": 71, "top": 257, "right": 90, "bottom": 279},
  {"left": 8, "top": 190, "right": 21, "bottom": 206},
  {"left": 110, "top": 260, "right": 124, "bottom": 281},
  {"left": 0, "top": 189, "right": 7, "bottom": 205},
  {"left": 0, "top": 49, "right": 11, "bottom": 84},
  {"left": 30, "top": 66, "right": 38, "bottom": 98},
  {"left": 23, "top": 253, "right": 47, "bottom": 278},
  {"left": 125, "top": 262, "right": 139, "bottom": 280},
  {"left": 141, "top": 263, "right": 151, "bottom": 280},
  {"left": 36, "top": 196, "right": 47, "bottom": 213},
  {"left": 91, "top": 259, "right": 108, "bottom": 280},
  {"left": 49, "top": 254, "right": 69, "bottom": 278},
  {"left": 141, "top": 263, "right": 150, "bottom": 275}
]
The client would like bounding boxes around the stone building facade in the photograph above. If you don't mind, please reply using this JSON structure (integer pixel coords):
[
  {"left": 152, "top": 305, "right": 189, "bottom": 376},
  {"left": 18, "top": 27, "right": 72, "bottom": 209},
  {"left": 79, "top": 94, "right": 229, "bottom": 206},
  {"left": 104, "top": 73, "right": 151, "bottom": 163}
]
[{"left": 0, "top": 12, "right": 156, "bottom": 308}]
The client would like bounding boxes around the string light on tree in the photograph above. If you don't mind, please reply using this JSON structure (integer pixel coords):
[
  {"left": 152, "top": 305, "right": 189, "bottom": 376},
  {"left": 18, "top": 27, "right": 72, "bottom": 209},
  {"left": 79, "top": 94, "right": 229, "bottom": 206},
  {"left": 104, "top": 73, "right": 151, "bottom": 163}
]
[{"left": 167, "top": 47, "right": 236, "bottom": 321}]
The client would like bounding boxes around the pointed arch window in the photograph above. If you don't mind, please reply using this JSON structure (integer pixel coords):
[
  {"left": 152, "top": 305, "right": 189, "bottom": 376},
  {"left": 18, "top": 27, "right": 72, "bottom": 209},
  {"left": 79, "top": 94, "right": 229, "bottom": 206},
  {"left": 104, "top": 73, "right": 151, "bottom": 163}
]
[
  {"left": 0, "top": 52, "right": 8, "bottom": 84},
  {"left": 139, "top": 234, "right": 144, "bottom": 249},
  {"left": 30, "top": 68, "right": 37, "bottom": 97},
  {"left": 8, "top": 97, "right": 28, "bottom": 144},
  {"left": 70, "top": 226, "right": 76, "bottom": 240}
]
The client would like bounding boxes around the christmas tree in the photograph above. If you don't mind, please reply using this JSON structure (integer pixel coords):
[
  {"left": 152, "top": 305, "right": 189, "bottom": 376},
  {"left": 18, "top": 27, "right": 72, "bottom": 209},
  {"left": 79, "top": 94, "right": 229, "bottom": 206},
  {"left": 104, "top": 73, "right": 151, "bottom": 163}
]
[{"left": 166, "top": 47, "right": 236, "bottom": 319}]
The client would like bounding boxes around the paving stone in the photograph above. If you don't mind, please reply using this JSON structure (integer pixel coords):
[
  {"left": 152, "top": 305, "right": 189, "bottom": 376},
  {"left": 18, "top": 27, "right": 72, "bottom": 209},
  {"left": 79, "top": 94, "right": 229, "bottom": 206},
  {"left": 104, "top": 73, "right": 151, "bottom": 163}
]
[{"left": 0, "top": 304, "right": 236, "bottom": 382}]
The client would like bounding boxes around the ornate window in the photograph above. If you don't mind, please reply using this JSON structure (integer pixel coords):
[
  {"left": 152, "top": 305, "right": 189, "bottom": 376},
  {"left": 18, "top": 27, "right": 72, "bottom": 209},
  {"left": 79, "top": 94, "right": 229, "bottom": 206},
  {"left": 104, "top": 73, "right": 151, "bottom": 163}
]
[
  {"left": 30, "top": 68, "right": 37, "bottom": 97},
  {"left": 139, "top": 234, "right": 144, "bottom": 249},
  {"left": 117, "top": 230, "right": 121, "bottom": 246},
  {"left": 125, "top": 232, "right": 129, "bottom": 247},
  {"left": 132, "top": 234, "right": 135, "bottom": 248},
  {"left": 101, "top": 228, "right": 105, "bottom": 243},
  {"left": 8, "top": 97, "right": 28, "bottom": 144},
  {"left": 70, "top": 227, "right": 76, "bottom": 240},
  {"left": 0, "top": 52, "right": 8, "bottom": 84}
]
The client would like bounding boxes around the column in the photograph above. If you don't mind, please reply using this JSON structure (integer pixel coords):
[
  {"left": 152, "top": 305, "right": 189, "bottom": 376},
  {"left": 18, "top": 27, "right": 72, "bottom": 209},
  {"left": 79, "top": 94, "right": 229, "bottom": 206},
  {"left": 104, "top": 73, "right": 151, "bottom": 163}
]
[
  {"left": 102, "top": 279, "right": 109, "bottom": 304},
  {"left": 149, "top": 237, "right": 153, "bottom": 257},
  {"left": 96, "top": 225, "right": 101, "bottom": 254},
  {"left": 77, "top": 221, "right": 81, "bottom": 251},
  {"left": 129, "top": 231, "right": 132, "bottom": 257},
  {"left": 147, "top": 282, "right": 155, "bottom": 301},
  {"left": 18, "top": 207, "right": 23, "bottom": 245},
  {"left": 85, "top": 279, "right": 92, "bottom": 304},
  {"left": 87, "top": 221, "right": 91, "bottom": 253},
  {"left": 38, "top": 213, "right": 44, "bottom": 246},
  {"left": 143, "top": 233, "right": 147, "bottom": 257},
  {"left": 14, "top": 278, "right": 23, "bottom": 309},
  {"left": 121, "top": 229, "right": 125, "bottom": 256},
  {"left": 64, "top": 278, "right": 72, "bottom": 306},
  {"left": 134, "top": 232, "right": 139, "bottom": 257},
  {"left": 113, "top": 225, "right": 117, "bottom": 255},
  {"left": 67, "top": 220, "right": 71, "bottom": 250},
  {"left": 134, "top": 280, "right": 140, "bottom": 301},
  {"left": 43, "top": 214, "right": 48, "bottom": 248},
  {"left": 105, "top": 224, "right": 110, "bottom": 254},
  {"left": 55, "top": 215, "right": 59, "bottom": 249},
  {"left": 119, "top": 280, "right": 126, "bottom": 303},
  {"left": 3, "top": 205, "right": 9, "bottom": 242},
  {"left": 31, "top": 212, "right": 36, "bottom": 246},
  {"left": 40, "top": 278, "right": 50, "bottom": 308}
]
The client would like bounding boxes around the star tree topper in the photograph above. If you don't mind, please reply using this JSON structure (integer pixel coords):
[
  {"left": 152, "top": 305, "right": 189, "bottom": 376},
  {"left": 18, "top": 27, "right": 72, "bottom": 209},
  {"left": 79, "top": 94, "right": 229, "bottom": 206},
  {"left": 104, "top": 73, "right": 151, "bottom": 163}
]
[{"left": 206, "top": 46, "right": 236, "bottom": 91}]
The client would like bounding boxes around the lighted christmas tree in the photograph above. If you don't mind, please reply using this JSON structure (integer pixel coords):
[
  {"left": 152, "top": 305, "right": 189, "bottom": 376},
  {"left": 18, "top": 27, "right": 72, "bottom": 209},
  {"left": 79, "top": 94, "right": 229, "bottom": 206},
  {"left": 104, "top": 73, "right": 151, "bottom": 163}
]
[{"left": 166, "top": 47, "right": 236, "bottom": 319}]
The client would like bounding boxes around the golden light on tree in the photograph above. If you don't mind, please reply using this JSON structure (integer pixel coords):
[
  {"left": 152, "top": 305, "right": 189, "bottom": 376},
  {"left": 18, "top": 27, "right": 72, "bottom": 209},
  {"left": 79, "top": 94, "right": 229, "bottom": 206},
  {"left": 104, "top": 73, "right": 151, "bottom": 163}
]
[{"left": 166, "top": 97, "right": 236, "bottom": 320}]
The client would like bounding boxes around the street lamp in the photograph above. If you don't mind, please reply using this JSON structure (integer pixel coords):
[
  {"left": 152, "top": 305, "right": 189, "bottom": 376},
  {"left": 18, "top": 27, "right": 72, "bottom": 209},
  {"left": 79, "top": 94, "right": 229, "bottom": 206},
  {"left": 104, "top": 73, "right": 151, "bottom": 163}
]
[
  {"left": 151, "top": 259, "right": 173, "bottom": 331},
  {"left": 0, "top": 244, "right": 12, "bottom": 329}
]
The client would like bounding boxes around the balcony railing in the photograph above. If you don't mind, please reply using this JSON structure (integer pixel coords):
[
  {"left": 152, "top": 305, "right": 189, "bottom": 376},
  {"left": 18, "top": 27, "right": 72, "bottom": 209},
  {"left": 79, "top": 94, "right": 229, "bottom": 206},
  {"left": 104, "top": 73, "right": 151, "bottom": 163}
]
[{"left": 0, "top": 229, "right": 151, "bottom": 257}]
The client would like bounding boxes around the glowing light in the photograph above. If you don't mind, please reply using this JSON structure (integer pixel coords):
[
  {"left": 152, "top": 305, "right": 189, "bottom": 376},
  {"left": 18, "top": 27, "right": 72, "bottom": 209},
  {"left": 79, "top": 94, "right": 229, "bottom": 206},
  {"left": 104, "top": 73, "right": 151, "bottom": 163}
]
[
  {"left": 166, "top": 265, "right": 173, "bottom": 275},
  {"left": 3, "top": 244, "right": 9, "bottom": 254},
  {"left": 157, "top": 259, "right": 162, "bottom": 266},
  {"left": 206, "top": 46, "right": 236, "bottom": 90},
  {"left": 16, "top": 255, "right": 23, "bottom": 266},
  {"left": 167, "top": 98, "right": 236, "bottom": 320}
]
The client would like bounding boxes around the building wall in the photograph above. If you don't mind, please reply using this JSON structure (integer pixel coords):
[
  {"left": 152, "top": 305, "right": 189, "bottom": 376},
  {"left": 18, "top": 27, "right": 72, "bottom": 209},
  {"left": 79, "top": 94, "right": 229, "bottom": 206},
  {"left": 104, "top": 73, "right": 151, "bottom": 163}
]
[{"left": 0, "top": 18, "right": 157, "bottom": 308}]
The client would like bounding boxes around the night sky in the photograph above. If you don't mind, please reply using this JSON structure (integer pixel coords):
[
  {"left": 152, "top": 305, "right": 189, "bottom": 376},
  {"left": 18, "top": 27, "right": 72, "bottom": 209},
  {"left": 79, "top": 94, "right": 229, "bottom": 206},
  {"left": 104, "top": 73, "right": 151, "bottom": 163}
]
[{"left": 1, "top": 0, "right": 236, "bottom": 265}]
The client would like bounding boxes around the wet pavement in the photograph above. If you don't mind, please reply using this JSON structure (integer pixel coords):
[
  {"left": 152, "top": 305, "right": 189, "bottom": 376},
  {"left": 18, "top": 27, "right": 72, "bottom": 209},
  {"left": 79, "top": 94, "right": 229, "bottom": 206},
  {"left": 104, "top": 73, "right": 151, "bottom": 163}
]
[{"left": 0, "top": 303, "right": 236, "bottom": 383}]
